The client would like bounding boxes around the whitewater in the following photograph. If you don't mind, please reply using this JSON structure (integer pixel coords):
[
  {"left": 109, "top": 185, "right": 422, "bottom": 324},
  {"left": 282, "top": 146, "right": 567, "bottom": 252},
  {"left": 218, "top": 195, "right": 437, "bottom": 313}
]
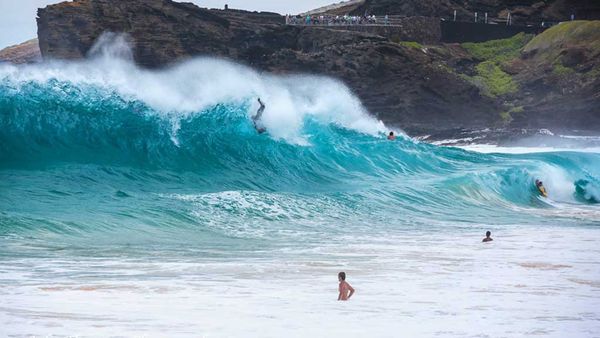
[{"left": 1, "top": 36, "right": 599, "bottom": 337}]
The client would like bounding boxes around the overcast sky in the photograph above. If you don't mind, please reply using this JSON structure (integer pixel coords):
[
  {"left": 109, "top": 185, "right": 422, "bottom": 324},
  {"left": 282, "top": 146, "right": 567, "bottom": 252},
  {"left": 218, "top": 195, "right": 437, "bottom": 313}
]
[{"left": 0, "top": 0, "right": 336, "bottom": 49}]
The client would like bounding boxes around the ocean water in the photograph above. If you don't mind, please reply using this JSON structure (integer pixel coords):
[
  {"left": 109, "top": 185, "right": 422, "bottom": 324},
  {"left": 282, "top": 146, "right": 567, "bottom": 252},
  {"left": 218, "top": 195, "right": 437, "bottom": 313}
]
[{"left": 1, "top": 38, "right": 600, "bottom": 337}]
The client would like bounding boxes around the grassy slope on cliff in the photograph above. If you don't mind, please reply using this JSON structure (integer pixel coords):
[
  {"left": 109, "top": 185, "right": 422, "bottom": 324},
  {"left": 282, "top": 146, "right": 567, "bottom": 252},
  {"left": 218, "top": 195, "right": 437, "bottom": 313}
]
[
  {"left": 458, "top": 20, "right": 600, "bottom": 124},
  {"left": 460, "top": 33, "right": 532, "bottom": 100},
  {"left": 524, "top": 21, "right": 600, "bottom": 56},
  {"left": 462, "top": 33, "right": 532, "bottom": 64},
  {"left": 523, "top": 21, "right": 600, "bottom": 78}
]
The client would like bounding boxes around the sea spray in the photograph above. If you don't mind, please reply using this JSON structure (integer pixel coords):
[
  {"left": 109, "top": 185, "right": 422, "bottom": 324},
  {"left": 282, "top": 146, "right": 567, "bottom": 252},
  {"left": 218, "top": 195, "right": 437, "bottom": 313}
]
[{"left": 0, "top": 33, "right": 386, "bottom": 146}]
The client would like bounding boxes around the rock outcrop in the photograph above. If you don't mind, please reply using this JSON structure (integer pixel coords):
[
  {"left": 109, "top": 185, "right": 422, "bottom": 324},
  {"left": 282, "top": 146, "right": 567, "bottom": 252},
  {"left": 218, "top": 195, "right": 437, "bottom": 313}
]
[
  {"left": 37, "top": 0, "right": 285, "bottom": 68},
  {"left": 0, "top": 39, "right": 41, "bottom": 64},
  {"left": 509, "top": 21, "right": 600, "bottom": 129}
]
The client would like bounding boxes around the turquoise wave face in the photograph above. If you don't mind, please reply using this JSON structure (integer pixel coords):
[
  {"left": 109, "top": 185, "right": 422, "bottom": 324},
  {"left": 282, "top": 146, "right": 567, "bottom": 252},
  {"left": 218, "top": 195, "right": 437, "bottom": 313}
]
[{"left": 1, "top": 58, "right": 599, "bottom": 249}]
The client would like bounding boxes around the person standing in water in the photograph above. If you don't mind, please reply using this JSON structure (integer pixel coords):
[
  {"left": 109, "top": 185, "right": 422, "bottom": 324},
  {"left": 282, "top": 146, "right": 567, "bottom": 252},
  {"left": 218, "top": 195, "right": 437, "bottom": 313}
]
[
  {"left": 337, "top": 272, "right": 355, "bottom": 301},
  {"left": 387, "top": 131, "right": 396, "bottom": 140},
  {"left": 482, "top": 231, "right": 493, "bottom": 243},
  {"left": 253, "top": 98, "right": 266, "bottom": 133}
]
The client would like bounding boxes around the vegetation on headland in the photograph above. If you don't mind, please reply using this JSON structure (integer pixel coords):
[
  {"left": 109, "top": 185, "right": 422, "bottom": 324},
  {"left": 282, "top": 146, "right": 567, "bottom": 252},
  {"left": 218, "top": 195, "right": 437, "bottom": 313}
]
[
  {"left": 500, "top": 105, "right": 524, "bottom": 123},
  {"left": 524, "top": 21, "right": 600, "bottom": 57},
  {"left": 462, "top": 33, "right": 533, "bottom": 64},
  {"left": 398, "top": 41, "right": 423, "bottom": 49},
  {"left": 473, "top": 61, "right": 518, "bottom": 97},
  {"left": 459, "top": 20, "right": 600, "bottom": 122},
  {"left": 524, "top": 21, "right": 600, "bottom": 84},
  {"left": 586, "top": 65, "right": 600, "bottom": 80},
  {"left": 459, "top": 34, "right": 532, "bottom": 99},
  {"left": 460, "top": 62, "right": 518, "bottom": 98},
  {"left": 553, "top": 63, "right": 575, "bottom": 76}
]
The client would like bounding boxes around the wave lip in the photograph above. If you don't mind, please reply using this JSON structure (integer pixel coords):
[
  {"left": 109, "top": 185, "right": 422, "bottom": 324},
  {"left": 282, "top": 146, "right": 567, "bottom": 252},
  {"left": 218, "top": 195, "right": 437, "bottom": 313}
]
[{"left": 0, "top": 33, "right": 385, "bottom": 146}]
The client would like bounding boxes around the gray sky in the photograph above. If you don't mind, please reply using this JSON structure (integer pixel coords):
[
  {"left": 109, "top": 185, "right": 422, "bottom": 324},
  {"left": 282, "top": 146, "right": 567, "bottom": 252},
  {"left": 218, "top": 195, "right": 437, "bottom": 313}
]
[{"left": 0, "top": 0, "right": 336, "bottom": 49}]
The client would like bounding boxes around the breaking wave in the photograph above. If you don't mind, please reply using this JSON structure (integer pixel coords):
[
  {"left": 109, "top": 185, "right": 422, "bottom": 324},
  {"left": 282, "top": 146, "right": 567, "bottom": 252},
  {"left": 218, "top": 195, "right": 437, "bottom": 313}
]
[{"left": 1, "top": 34, "right": 599, "bottom": 243}]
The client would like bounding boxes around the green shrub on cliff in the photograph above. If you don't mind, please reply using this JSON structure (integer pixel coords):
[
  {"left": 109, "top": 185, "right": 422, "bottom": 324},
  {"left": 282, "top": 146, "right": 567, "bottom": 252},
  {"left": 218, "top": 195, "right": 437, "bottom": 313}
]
[
  {"left": 586, "top": 66, "right": 600, "bottom": 80},
  {"left": 399, "top": 41, "right": 423, "bottom": 49},
  {"left": 553, "top": 63, "right": 575, "bottom": 76},
  {"left": 500, "top": 105, "right": 524, "bottom": 123},
  {"left": 459, "top": 33, "right": 529, "bottom": 98},
  {"left": 473, "top": 61, "right": 519, "bottom": 97},
  {"left": 462, "top": 33, "right": 533, "bottom": 63}
]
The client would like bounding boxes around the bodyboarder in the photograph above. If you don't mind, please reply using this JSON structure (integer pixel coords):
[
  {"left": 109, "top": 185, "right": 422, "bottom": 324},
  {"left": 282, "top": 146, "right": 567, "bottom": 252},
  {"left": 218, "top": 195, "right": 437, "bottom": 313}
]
[
  {"left": 535, "top": 179, "right": 548, "bottom": 197},
  {"left": 253, "top": 98, "right": 266, "bottom": 134}
]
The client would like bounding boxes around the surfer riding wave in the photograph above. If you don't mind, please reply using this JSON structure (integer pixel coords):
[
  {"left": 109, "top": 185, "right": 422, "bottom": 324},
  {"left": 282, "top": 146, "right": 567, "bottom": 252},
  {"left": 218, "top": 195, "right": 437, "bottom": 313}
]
[
  {"left": 535, "top": 179, "right": 548, "bottom": 198},
  {"left": 253, "top": 98, "right": 266, "bottom": 134}
]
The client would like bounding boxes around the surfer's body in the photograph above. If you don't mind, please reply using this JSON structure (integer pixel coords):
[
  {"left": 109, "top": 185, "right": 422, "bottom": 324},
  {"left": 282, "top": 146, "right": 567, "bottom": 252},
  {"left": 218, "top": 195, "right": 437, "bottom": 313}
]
[
  {"left": 535, "top": 179, "right": 548, "bottom": 197},
  {"left": 253, "top": 98, "right": 266, "bottom": 133}
]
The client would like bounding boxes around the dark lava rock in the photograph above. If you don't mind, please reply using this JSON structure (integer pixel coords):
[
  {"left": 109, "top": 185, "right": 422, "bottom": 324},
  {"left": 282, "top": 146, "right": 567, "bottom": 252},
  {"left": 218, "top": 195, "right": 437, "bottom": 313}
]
[{"left": 0, "top": 39, "right": 41, "bottom": 64}]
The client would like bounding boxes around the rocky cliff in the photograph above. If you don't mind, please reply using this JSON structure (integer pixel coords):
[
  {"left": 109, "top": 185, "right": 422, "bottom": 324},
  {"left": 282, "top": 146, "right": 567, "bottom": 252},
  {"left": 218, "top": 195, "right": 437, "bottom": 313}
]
[
  {"left": 36, "top": 0, "right": 499, "bottom": 133},
  {"left": 509, "top": 21, "right": 600, "bottom": 129},
  {"left": 30, "top": 0, "right": 600, "bottom": 135},
  {"left": 349, "top": 0, "right": 600, "bottom": 24},
  {"left": 0, "top": 39, "right": 41, "bottom": 64}
]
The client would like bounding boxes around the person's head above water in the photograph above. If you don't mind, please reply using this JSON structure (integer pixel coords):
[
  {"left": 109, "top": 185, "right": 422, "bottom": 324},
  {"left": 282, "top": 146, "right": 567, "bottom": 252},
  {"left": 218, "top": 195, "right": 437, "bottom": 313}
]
[
  {"left": 389, "top": 131, "right": 394, "bottom": 136},
  {"left": 338, "top": 271, "right": 346, "bottom": 281},
  {"left": 482, "top": 230, "right": 493, "bottom": 242}
]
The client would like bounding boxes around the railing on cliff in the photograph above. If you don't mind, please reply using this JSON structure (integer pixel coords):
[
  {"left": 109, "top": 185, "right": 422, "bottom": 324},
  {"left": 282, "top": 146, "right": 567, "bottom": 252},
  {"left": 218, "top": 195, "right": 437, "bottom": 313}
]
[
  {"left": 285, "top": 15, "right": 409, "bottom": 27},
  {"left": 285, "top": 13, "right": 561, "bottom": 29}
]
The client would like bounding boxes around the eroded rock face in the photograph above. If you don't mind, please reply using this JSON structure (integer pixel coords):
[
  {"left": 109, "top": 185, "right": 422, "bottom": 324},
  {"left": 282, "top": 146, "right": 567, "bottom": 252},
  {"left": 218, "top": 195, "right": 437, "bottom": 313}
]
[
  {"left": 37, "top": 0, "right": 285, "bottom": 67},
  {"left": 509, "top": 21, "right": 600, "bottom": 130},
  {"left": 0, "top": 39, "right": 41, "bottom": 64}
]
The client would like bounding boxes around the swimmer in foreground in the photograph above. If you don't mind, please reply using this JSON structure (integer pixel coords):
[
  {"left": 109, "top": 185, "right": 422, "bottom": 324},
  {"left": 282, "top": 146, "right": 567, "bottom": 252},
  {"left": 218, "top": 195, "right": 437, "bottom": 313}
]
[
  {"left": 387, "top": 131, "right": 396, "bottom": 140},
  {"left": 337, "top": 272, "right": 355, "bottom": 301},
  {"left": 535, "top": 179, "right": 548, "bottom": 197},
  {"left": 482, "top": 231, "right": 493, "bottom": 243},
  {"left": 253, "top": 98, "right": 266, "bottom": 134}
]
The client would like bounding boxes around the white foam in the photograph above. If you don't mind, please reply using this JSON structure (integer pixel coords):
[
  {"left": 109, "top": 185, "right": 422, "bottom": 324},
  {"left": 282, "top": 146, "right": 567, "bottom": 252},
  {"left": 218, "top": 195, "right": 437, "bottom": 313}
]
[
  {"left": 0, "top": 33, "right": 386, "bottom": 144},
  {"left": 1, "top": 227, "right": 599, "bottom": 337},
  {"left": 459, "top": 144, "right": 600, "bottom": 154}
]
